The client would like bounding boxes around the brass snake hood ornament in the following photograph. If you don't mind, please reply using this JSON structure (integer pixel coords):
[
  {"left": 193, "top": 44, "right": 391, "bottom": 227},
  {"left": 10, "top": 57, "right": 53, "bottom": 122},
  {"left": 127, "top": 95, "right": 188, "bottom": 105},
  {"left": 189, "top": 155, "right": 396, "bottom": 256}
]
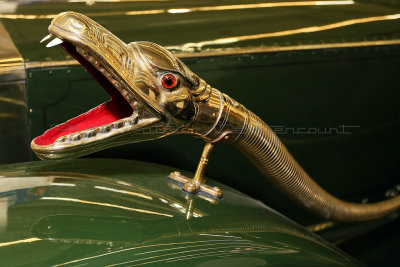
[{"left": 32, "top": 12, "right": 400, "bottom": 222}]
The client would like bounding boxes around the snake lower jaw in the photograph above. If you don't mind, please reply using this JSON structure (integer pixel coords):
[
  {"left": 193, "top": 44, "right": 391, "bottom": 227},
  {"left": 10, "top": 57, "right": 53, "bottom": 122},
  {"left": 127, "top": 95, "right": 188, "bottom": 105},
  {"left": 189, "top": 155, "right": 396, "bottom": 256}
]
[{"left": 31, "top": 113, "right": 163, "bottom": 160}]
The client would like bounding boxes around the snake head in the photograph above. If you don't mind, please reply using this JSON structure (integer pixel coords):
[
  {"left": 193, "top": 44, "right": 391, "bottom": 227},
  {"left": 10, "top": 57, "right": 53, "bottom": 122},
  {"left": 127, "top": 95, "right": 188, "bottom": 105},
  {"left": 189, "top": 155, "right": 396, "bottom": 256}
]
[{"left": 31, "top": 12, "right": 199, "bottom": 160}]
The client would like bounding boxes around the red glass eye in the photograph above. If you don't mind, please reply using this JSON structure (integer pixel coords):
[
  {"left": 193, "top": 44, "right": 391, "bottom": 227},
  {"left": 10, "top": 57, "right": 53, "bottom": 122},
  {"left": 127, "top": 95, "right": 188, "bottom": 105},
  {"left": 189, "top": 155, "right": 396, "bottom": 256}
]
[{"left": 162, "top": 74, "right": 177, "bottom": 89}]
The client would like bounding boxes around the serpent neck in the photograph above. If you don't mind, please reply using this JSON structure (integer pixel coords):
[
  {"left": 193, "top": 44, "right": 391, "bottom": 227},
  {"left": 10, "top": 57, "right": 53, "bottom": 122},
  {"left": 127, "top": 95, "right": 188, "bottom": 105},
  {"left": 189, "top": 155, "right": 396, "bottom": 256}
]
[
  {"left": 188, "top": 86, "right": 248, "bottom": 143},
  {"left": 188, "top": 85, "right": 400, "bottom": 222}
]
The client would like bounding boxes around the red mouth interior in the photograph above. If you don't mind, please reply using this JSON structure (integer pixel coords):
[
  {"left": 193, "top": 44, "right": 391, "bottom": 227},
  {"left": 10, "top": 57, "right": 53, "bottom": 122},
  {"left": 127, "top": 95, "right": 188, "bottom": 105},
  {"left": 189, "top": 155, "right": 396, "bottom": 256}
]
[{"left": 33, "top": 42, "right": 133, "bottom": 146}]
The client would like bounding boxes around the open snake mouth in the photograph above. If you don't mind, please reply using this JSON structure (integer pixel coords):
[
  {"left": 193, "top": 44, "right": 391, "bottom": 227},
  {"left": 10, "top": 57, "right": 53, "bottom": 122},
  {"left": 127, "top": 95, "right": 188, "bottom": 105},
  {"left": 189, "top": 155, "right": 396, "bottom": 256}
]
[
  {"left": 31, "top": 34, "right": 161, "bottom": 160},
  {"left": 34, "top": 41, "right": 137, "bottom": 147}
]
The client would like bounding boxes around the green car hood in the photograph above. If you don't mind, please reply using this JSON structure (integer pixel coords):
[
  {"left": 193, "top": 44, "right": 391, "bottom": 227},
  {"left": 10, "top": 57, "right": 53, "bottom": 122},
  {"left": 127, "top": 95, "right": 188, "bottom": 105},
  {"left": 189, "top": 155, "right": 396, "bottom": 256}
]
[{"left": 0, "top": 159, "right": 359, "bottom": 266}]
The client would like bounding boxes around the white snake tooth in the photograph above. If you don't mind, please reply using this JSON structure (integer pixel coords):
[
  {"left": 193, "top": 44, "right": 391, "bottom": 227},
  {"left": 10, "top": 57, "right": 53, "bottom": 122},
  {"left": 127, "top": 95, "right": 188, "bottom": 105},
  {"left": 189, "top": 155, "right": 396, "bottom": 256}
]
[
  {"left": 40, "top": 34, "right": 52, "bottom": 43},
  {"left": 46, "top": 37, "right": 64, "bottom": 48}
]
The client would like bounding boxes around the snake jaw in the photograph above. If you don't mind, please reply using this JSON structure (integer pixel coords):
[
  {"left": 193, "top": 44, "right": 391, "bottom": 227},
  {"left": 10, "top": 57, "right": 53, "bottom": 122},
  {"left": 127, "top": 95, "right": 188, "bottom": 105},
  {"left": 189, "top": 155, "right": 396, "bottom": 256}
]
[{"left": 31, "top": 11, "right": 196, "bottom": 160}]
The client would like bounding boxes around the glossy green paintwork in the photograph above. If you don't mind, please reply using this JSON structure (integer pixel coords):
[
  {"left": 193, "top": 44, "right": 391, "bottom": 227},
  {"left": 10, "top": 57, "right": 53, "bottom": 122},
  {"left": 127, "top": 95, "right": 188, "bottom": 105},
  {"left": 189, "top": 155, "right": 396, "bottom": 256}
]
[
  {"left": 0, "top": 159, "right": 359, "bottom": 266},
  {"left": 0, "top": 1, "right": 399, "bottom": 264},
  {"left": 0, "top": 1, "right": 398, "bottom": 222}
]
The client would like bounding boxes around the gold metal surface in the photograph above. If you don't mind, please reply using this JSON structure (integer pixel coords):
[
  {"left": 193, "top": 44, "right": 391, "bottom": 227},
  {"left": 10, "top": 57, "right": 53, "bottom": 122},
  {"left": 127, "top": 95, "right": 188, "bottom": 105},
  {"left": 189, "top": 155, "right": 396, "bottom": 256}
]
[
  {"left": 193, "top": 143, "right": 214, "bottom": 183},
  {"left": 32, "top": 12, "right": 400, "bottom": 222},
  {"left": 168, "top": 171, "right": 223, "bottom": 199}
]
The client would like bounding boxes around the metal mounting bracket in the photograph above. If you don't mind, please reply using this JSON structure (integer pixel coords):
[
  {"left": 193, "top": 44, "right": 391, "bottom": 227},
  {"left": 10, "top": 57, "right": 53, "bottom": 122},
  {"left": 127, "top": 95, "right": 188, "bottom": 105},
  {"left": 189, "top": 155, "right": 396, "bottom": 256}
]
[{"left": 168, "top": 143, "right": 223, "bottom": 198}]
